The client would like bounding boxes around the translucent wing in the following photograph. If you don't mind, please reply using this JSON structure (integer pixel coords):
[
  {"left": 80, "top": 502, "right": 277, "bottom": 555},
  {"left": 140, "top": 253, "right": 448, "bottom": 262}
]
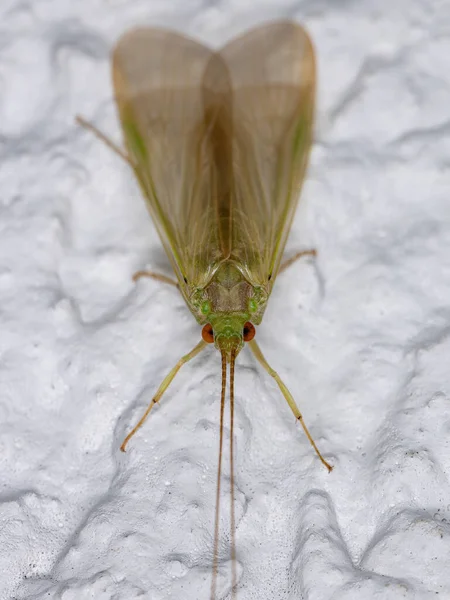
[
  {"left": 112, "top": 29, "right": 233, "bottom": 297},
  {"left": 112, "top": 22, "right": 315, "bottom": 305},
  {"left": 221, "top": 21, "right": 316, "bottom": 289}
]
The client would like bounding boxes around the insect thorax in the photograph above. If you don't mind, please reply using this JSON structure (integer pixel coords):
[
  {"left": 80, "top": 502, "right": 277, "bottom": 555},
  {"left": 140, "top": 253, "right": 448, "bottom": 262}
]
[{"left": 188, "top": 261, "right": 268, "bottom": 325}]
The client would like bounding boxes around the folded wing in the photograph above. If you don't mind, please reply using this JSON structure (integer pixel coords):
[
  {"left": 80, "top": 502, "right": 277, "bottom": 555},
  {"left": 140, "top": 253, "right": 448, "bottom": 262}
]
[
  {"left": 112, "top": 28, "right": 231, "bottom": 296},
  {"left": 112, "top": 22, "right": 315, "bottom": 305},
  {"left": 221, "top": 21, "right": 316, "bottom": 289}
]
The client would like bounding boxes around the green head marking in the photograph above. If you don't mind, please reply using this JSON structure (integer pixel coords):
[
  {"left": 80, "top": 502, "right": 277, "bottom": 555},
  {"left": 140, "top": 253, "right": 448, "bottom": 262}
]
[
  {"left": 248, "top": 297, "right": 258, "bottom": 313},
  {"left": 201, "top": 300, "right": 211, "bottom": 315},
  {"left": 211, "top": 316, "right": 244, "bottom": 358}
]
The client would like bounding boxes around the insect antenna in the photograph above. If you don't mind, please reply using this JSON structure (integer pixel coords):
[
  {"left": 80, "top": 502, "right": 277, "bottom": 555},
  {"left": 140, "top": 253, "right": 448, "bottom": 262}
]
[
  {"left": 230, "top": 349, "right": 237, "bottom": 599},
  {"left": 210, "top": 351, "right": 227, "bottom": 600}
]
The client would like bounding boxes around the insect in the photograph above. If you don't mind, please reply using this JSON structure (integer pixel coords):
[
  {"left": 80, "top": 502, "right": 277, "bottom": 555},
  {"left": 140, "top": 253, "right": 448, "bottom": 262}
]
[{"left": 77, "top": 20, "right": 332, "bottom": 599}]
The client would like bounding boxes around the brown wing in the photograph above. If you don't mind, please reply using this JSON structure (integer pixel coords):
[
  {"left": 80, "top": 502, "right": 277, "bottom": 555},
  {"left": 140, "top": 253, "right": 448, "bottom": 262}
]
[
  {"left": 112, "top": 28, "right": 233, "bottom": 298},
  {"left": 221, "top": 21, "right": 316, "bottom": 289},
  {"left": 112, "top": 22, "right": 315, "bottom": 308}
]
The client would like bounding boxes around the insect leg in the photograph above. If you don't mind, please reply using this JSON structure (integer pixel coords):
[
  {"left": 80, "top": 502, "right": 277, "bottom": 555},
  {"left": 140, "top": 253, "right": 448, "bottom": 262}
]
[
  {"left": 75, "top": 115, "right": 134, "bottom": 168},
  {"left": 120, "top": 339, "right": 208, "bottom": 451},
  {"left": 248, "top": 339, "right": 332, "bottom": 472},
  {"left": 132, "top": 270, "right": 179, "bottom": 288},
  {"left": 279, "top": 249, "right": 316, "bottom": 274}
]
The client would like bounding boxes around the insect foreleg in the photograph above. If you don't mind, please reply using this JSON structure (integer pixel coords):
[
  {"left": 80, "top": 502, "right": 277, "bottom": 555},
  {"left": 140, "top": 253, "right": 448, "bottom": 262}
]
[
  {"left": 248, "top": 339, "right": 332, "bottom": 472},
  {"left": 121, "top": 339, "right": 208, "bottom": 451}
]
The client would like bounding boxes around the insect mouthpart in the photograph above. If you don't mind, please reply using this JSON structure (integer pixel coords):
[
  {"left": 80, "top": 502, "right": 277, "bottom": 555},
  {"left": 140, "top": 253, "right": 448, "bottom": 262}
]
[
  {"left": 215, "top": 333, "right": 243, "bottom": 361},
  {"left": 206, "top": 317, "right": 257, "bottom": 359}
]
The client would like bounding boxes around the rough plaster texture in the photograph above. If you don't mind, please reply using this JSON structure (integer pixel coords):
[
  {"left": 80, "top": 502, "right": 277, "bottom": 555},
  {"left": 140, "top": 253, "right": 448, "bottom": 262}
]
[{"left": 1, "top": 1, "right": 450, "bottom": 599}]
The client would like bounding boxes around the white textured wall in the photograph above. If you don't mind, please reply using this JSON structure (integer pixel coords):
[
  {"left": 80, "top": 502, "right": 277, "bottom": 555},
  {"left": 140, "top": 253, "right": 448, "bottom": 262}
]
[{"left": 1, "top": 1, "right": 450, "bottom": 599}]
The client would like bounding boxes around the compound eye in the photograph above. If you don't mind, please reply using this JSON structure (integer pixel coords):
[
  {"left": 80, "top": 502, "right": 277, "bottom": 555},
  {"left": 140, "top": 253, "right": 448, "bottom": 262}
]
[
  {"left": 201, "top": 323, "right": 214, "bottom": 343},
  {"left": 243, "top": 321, "right": 256, "bottom": 342}
]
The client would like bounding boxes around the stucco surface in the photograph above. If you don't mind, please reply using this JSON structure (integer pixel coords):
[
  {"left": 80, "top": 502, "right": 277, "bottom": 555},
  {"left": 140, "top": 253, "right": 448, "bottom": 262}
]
[{"left": 0, "top": 1, "right": 449, "bottom": 599}]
